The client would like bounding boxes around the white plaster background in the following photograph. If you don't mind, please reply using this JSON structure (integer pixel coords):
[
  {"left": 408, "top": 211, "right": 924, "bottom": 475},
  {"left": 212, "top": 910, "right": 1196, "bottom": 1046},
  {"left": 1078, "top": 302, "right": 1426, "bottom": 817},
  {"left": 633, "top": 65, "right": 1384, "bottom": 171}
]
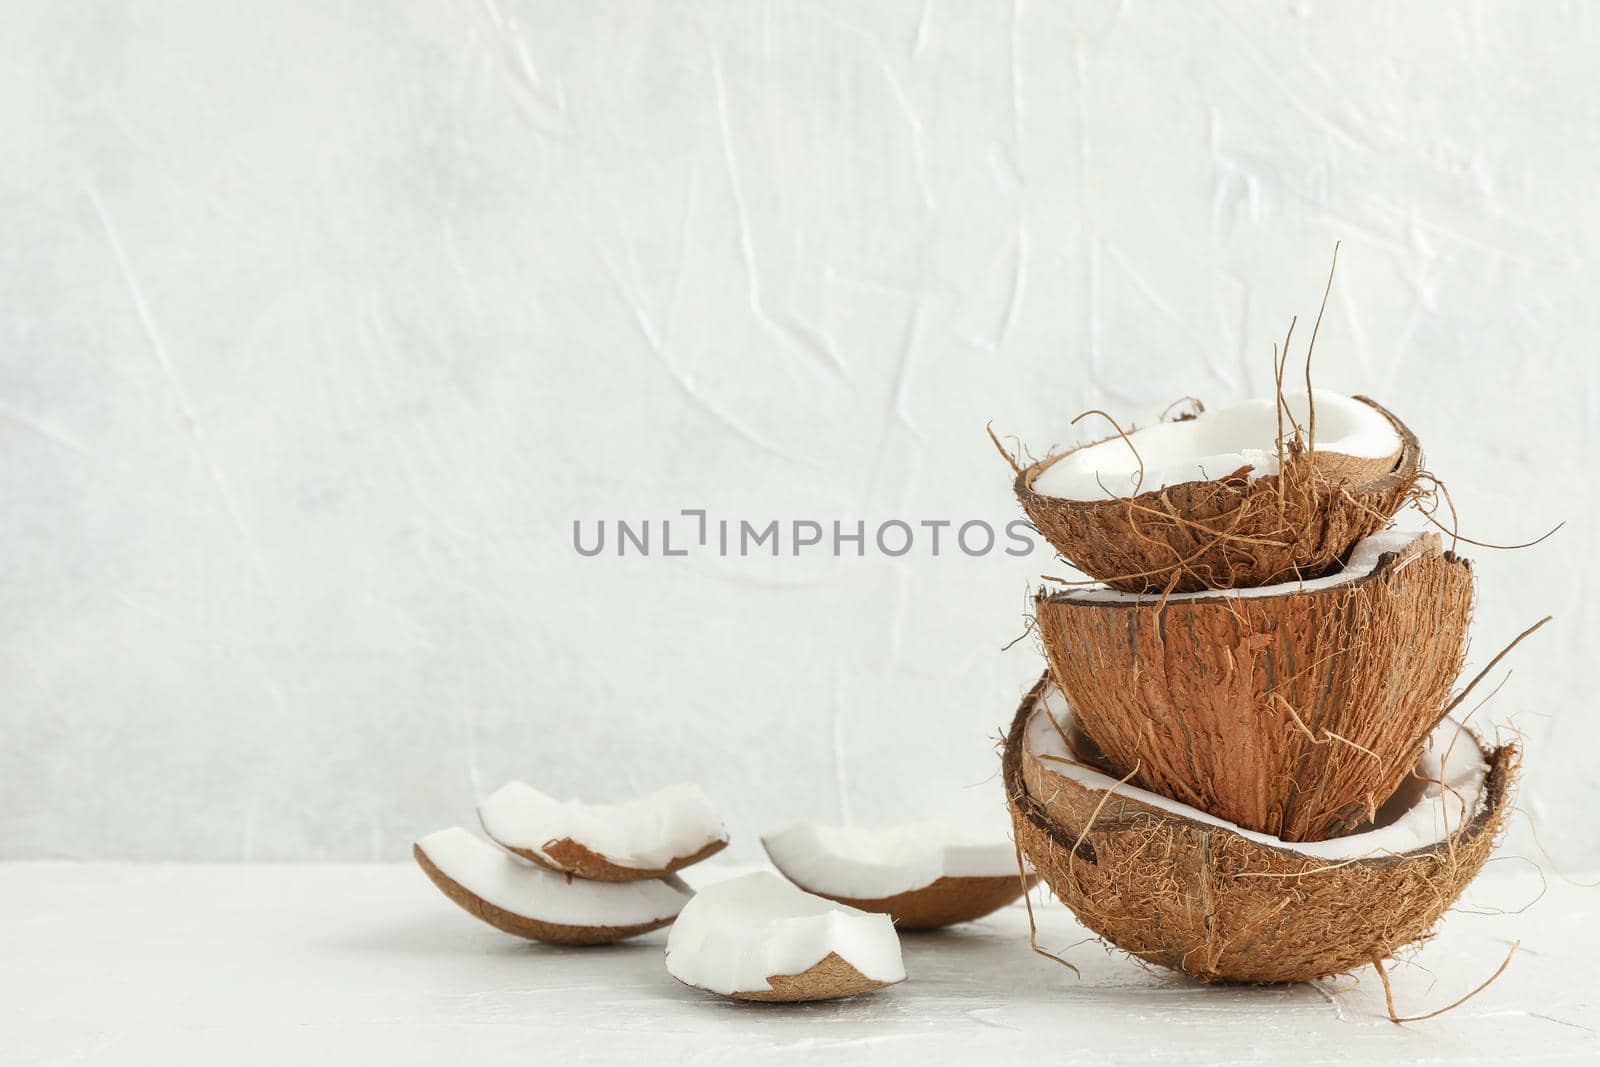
[{"left": 1, "top": 1, "right": 1594, "bottom": 863}]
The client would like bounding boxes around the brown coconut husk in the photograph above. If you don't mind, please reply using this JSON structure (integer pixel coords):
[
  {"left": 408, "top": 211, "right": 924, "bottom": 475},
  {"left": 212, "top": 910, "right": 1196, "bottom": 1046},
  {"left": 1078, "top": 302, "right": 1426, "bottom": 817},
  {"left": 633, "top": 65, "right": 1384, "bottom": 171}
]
[
  {"left": 1012, "top": 396, "right": 1421, "bottom": 594},
  {"left": 725, "top": 952, "right": 900, "bottom": 1002},
  {"left": 1034, "top": 531, "right": 1474, "bottom": 841},
  {"left": 412, "top": 844, "right": 678, "bottom": 945},
  {"left": 491, "top": 833, "right": 728, "bottom": 883},
  {"left": 768, "top": 872, "right": 1039, "bottom": 931},
  {"left": 1003, "top": 676, "right": 1517, "bottom": 985}
]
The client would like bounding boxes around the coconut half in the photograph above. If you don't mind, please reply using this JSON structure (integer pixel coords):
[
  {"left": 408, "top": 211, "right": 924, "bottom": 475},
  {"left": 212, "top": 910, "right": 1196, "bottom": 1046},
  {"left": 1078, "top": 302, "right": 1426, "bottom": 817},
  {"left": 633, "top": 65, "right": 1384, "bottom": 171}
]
[
  {"left": 1033, "top": 391, "right": 1401, "bottom": 501},
  {"left": 477, "top": 781, "right": 728, "bottom": 882},
  {"left": 762, "top": 820, "right": 1035, "bottom": 929},
  {"left": 665, "top": 871, "right": 906, "bottom": 1002},
  {"left": 1005, "top": 674, "right": 1516, "bottom": 984},
  {"left": 1035, "top": 529, "right": 1473, "bottom": 841},
  {"left": 1014, "top": 392, "right": 1420, "bottom": 593},
  {"left": 413, "top": 827, "right": 692, "bottom": 945}
]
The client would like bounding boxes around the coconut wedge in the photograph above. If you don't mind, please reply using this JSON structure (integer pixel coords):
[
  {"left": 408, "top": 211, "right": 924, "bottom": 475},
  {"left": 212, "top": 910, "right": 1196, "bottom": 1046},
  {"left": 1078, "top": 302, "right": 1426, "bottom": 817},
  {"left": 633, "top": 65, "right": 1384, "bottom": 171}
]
[
  {"left": 1005, "top": 675, "right": 1515, "bottom": 985},
  {"left": 762, "top": 820, "right": 1035, "bottom": 929},
  {"left": 1014, "top": 392, "right": 1420, "bottom": 593},
  {"left": 665, "top": 871, "right": 906, "bottom": 1002},
  {"left": 478, "top": 781, "right": 728, "bottom": 881},
  {"left": 1035, "top": 528, "right": 1473, "bottom": 841},
  {"left": 413, "top": 827, "right": 692, "bottom": 945}
]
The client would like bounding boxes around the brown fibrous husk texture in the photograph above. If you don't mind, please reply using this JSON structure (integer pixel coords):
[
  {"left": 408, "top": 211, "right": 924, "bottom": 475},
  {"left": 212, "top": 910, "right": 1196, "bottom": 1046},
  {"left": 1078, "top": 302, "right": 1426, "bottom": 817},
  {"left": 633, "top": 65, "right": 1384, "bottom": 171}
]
[
  {"left": 1003, "top": 677, "right": 1517, "bottom": 985},
  {"left": 1035, "top": 533, "right": 1474, "bottom": 842},
  {"left": 1015, "top": 396, "right": 1420, "bottom": 594}
]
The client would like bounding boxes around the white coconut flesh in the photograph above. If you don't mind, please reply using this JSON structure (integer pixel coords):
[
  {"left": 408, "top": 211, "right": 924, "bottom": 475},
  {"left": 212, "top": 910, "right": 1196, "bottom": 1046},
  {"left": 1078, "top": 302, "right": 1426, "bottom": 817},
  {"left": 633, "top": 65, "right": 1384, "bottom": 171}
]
[
  {"left": 477, "top": 781, "right": 727, "bottom": 871},
  {"left": 761, "top": 820, "right": 1018, "bottom": 900},
  {"left": 1055, "top": 528, "right": 1431, "bottom": 605},
  {"left": 1023, "top": 684, "right": 1490, "bottom": 861},
  {"left": 665, "top": 871, "right": 906, "bottom": 997},
  {"left": 1032, "top": 389, "right": 1401, "bottom": 501},
  {"left": 416, "top": 827, "right": 691, "bottom": 927}
]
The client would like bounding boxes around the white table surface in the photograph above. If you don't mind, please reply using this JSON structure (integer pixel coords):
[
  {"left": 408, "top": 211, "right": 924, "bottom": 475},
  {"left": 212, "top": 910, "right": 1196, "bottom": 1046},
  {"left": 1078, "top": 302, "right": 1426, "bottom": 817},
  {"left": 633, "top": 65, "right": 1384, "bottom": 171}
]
[{"left": 2, "top": 862, "right": 1593, "bottom": 1065}]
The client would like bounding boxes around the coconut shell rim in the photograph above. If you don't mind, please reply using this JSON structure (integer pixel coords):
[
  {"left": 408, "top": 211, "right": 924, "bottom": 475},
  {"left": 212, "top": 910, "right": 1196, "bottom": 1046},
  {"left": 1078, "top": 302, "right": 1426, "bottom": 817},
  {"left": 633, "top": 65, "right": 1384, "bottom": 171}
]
[
  {"left": 1013, "top": 394, "right": 1421, "bottom": 510},
  {"left": 1004, "top": 672, "right": 1514, "bottom": 873},
  {"left": 1035, "top": 529, "right": 1458, "bottom": 611}
]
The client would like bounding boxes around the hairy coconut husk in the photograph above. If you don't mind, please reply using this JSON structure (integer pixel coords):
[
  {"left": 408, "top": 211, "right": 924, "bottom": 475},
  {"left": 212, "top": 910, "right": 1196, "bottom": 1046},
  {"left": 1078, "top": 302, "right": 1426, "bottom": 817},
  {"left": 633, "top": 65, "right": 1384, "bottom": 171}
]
[
  {"left": 497, "top": 835, "right": 728, "bottom": 883},
  {"left": 779, "top": 874, "right": 1039, "bottom": 931},
  {"left": 412, "top": 845, "right": 678, "bottom": 945},
  {"left": 1035, "top": 531, "right": 1473, "bottom": 841},
  {"left": 1014, "top": 396, "right": 1420, "bottom": 593},
  {"left": 1003, "top": 676, "right": 1516, "bottom": 985}
]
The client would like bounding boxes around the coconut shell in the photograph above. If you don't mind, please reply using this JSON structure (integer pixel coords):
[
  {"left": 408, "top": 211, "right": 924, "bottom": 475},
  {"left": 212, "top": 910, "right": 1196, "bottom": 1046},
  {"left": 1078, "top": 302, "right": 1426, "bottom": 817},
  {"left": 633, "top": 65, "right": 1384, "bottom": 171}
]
[
  {"left": 777, "top": 874, "right": 1038, "bottom": 931},
  {"left": 1035, "top": 531, "right": 1473, "bottom": 841},
  {"left": 495, "top": 834, "right": 728, "bottom": 883},
  {"left": 1014, "top": 396, "right": 1420, "bottom": 594},
  {"left": 412, "top": 844, "right": 677, "bottom": 945},
  {"left": 1004, "top": 676, "right": 1516, "bottom": 985},
  {"left": 727, "top": 952, "right": 899, "bottom": 1002}
]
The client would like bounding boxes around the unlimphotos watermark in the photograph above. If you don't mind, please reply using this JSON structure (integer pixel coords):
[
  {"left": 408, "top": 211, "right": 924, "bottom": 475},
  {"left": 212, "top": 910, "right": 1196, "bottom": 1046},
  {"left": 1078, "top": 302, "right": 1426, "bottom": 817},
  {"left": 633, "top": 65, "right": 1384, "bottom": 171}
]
[{"left": 573, "top": 509, "right": 1042, "bottom": 558}]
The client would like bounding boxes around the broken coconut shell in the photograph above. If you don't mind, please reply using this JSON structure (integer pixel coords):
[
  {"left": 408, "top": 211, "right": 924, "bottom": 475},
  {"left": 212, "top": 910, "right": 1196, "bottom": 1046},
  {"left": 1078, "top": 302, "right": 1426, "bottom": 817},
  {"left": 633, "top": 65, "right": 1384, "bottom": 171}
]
[
  {"left": 477, "top": 781, "right": 728, "bottom": 882},
  {"left": 413, "top": 828, "right": 691, "bottom": 945},
  {"left": 506, "top": 836, "right": 727, "bottom": 883},
  {"left": 1034, "top": 529, "right": 1473, "bottom": 841},
  {"left": 1013, "top": 394, "right": 1420, "bottom": 593},
  {"left": 761, "top": 820, "right": 1037, "bottom": 930},
  {"left": 731, "top": 952, "right": 894, "bottom": 1003},
  {"left": 1004, "top": 675, "right": 1516, "bottom": 985},
  {"left": 665, "top": 871, "right": 906, "bottom": 1002},
  {"left": 803, "top": 877, "right": 1032, "bottom": 931}
]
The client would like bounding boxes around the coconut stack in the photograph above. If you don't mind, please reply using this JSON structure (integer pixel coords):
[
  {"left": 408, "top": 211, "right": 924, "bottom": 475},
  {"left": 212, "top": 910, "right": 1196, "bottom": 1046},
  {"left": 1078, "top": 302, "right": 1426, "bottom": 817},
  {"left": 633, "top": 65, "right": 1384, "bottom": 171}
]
[{"left": 998, "top": 388, "right": 1524, "bottom": 986}]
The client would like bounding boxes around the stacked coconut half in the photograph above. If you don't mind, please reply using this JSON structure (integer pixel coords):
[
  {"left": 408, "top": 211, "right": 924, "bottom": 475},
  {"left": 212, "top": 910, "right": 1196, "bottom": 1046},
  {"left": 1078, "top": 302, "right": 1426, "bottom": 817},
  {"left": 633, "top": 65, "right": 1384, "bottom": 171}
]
[{"left": 1001, "top": 390, "right": 1520, "bottom": 985}]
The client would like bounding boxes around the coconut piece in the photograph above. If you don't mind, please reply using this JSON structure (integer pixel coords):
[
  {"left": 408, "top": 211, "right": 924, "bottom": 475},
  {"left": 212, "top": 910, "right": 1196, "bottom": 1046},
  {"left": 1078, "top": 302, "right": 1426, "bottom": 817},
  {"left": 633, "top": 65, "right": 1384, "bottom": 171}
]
[
  {"left": 1014, "top": 392, "right": 1420, "bottom": 593},
  {"left": 665, "top": 871, "right": 906, "bottom": 1001},
  {"left": 1035, "top": 528, "right": 1473, "bottom": 841},
  {"left": 761, "top": 820, "right": 1035, "bottom": 929},
  {"left": 477, "top": 781, "right": 728, "bottom": 881},
  {"left": 1005, "top": 674, "right": 1516, "bottom": 984},
  {"left": 1033, "top": 391, "right": 1401, "bottom": 501},
  {"left": 413, "top": 827, "right": 691, "bottom": 945}
]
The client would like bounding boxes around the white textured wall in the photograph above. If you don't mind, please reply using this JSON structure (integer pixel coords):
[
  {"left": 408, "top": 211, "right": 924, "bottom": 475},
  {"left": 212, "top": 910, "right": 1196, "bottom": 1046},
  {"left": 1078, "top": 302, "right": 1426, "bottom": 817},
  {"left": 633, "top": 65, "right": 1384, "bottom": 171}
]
[{"left": 2, "top": 1, "right": 1594, "bottom": 863}]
